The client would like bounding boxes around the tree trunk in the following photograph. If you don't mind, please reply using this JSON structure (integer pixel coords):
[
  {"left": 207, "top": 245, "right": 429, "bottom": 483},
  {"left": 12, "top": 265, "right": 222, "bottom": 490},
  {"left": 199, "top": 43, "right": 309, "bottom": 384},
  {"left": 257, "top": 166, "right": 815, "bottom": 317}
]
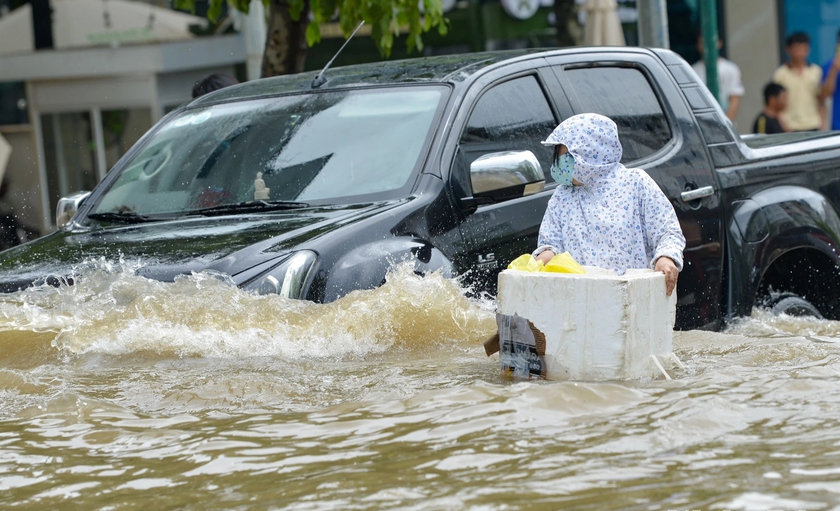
[
  {"left": 262, "top": 0, "right": 310, "bottom": 78},
  {"left": 553, "top": 0, "right": 582, "bottom": 48}
]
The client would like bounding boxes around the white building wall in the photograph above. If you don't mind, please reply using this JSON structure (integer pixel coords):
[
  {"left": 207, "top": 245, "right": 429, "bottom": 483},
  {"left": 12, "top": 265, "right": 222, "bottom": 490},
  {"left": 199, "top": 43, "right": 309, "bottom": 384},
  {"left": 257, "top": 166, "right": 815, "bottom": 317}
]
[{"left": 31, "top": 75, "right": 156, "bottom": 113}]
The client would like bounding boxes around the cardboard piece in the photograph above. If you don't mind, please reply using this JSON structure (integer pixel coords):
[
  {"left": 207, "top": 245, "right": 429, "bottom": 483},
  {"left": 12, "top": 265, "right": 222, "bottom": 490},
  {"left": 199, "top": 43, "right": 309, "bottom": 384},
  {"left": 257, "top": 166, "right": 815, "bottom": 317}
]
[
  {"left": 490, "top": 314, "right": 547, "bottom": 379},
  {"left": 483, "top": 316, "right": 546, "bottom": 357},
  {"left": 497, "top": 267, "right": 677, "bottom": 380}
]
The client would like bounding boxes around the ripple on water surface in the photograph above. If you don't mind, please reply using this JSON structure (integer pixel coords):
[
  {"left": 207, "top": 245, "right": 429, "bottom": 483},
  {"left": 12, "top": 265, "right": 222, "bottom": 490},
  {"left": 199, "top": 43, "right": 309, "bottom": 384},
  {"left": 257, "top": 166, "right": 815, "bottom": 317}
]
[{"left": 1, "top": 262, "right": 840, "bottom": 509}]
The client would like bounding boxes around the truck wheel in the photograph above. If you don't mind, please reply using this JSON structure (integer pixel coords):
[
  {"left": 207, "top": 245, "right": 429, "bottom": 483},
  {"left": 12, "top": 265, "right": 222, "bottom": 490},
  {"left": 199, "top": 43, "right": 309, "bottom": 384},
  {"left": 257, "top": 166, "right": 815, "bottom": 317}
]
[{"left": 769, "top": 294, "right": 823, "bottom": 319}]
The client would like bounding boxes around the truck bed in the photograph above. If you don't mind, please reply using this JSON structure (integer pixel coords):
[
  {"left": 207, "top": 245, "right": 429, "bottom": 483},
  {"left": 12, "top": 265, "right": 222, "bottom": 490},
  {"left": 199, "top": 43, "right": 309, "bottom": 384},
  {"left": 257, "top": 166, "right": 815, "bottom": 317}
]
[{"left": 740, "top": 131, "right": 840, "bottom": 149}]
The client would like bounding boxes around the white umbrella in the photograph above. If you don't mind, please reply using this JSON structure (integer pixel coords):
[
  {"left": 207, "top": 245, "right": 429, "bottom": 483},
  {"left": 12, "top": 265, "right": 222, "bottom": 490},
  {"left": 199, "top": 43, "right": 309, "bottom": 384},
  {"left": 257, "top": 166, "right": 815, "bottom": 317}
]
[
  {"left": 583, "top": 0, "right": 626, "bottom": 46},
  {"left": 0, "top": 133, "right": 11, "bottom": 186}
]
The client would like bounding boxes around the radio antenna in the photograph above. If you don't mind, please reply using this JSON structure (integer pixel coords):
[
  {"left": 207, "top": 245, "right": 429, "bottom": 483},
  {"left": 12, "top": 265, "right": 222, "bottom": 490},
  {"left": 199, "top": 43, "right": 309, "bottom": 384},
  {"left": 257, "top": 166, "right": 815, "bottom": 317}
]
[{"left": 311, "top": 20, "right": 365, "bottom": 89}]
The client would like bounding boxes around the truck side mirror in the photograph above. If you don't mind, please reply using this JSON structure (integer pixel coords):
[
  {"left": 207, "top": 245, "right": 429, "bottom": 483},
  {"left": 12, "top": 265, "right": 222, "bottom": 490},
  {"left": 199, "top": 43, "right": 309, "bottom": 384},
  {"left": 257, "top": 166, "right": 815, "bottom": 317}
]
[
  {"left": 56, "top": 191, "right": 91, "bottom": 228},
  {"left": 464, "top": 151, "right": 545, "bottom": 211}
]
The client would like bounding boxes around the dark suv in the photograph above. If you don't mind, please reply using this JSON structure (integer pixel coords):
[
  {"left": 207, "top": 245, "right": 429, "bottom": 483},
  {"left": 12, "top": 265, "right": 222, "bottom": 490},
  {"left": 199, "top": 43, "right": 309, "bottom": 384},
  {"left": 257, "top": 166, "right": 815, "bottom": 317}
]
[{"left": 4, "top": 47, "right": 840, "bottom": 332}]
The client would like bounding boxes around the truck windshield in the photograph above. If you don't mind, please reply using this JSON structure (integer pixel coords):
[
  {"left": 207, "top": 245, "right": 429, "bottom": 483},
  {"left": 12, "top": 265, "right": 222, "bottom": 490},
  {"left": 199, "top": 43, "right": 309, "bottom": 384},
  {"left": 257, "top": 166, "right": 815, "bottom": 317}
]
[{"left": 91, "top": 86, "right": 446, "bottom": 218}]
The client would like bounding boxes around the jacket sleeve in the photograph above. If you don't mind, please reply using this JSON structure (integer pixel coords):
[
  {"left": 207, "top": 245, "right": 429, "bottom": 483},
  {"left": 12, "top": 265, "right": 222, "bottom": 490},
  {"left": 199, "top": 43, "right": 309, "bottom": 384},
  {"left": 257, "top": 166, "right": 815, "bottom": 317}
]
[
  {"left": 637, "top": 171, "right": 686, "bottom": 271},
  {"left": 532, "top": 193, "right": 564, "bottom": 258}
]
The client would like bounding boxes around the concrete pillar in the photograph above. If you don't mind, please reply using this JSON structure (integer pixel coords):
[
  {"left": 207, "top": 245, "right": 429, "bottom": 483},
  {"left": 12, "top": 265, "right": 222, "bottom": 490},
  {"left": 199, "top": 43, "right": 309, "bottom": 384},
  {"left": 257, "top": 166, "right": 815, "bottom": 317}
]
[
  {"left": 724, "top": 0, "right": 780, "bottom": 134},
  {"left": 242, "top": 0, "right": 267, "bottom": 81},
  {"left": 91, "top": 107, "right": 107, "bottom": 182},
  {"left": 32, "top": 110, "right": 51, "bottom": 231},
  {"left": 637, "top": 0, "right": 670, "bottom": 48}
]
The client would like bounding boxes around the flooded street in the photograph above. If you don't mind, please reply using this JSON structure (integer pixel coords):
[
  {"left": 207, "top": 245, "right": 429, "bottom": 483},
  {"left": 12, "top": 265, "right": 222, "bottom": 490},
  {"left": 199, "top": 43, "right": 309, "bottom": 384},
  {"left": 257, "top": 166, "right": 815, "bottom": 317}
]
[{"left": 2, "top": 265, "right": 840, "bottom": 510}]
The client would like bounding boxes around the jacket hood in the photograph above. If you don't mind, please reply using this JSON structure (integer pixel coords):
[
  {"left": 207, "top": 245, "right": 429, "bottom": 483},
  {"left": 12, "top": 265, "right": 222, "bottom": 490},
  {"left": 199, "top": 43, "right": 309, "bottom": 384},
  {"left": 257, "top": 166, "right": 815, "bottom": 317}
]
[{"left": 541, "top": 113, "right": 624, "bottom": 185}]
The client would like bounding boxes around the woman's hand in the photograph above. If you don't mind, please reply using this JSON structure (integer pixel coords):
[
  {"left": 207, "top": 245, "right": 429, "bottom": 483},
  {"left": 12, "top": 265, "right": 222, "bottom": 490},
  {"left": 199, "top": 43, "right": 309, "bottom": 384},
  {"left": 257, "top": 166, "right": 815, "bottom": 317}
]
[
  {"left": 654, "top": 256, "right": 678, "bottom": 296},
  {"left": 536, "top": 250, "right": 555, "bottom": 265}
]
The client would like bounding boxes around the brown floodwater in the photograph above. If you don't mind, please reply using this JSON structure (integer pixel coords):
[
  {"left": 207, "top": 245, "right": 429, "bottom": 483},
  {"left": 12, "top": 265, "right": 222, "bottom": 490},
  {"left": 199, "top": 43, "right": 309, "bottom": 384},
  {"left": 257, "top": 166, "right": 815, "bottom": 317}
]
[{"left": 1, "top": 263, "right": 840, "bottom": 510}]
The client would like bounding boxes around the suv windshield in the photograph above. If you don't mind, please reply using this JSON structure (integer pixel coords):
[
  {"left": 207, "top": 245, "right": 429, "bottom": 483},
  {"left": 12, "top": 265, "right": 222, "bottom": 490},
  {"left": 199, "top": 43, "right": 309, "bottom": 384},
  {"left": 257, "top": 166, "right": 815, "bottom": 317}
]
[{"left": 91, "top": 86, "right": 446, "bottom": 218}]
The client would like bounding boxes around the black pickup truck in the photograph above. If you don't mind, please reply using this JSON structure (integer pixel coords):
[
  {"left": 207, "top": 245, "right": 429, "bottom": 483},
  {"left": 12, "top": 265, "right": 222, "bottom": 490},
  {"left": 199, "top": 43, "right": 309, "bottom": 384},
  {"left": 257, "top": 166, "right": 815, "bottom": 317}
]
[{"left": 2, "top": 47, "right": 840, "bottom": 331}]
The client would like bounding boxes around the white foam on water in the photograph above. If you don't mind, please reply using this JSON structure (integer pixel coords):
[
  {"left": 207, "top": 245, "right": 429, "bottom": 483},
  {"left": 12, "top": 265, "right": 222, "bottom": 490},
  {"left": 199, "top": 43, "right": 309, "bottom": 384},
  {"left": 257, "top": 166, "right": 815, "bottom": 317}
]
[
  {"left": 0, "top": 260, "right": 496, "bottom": 360},
  {"left": 726, "top": 307, "right": 840, "bottom": 338}
]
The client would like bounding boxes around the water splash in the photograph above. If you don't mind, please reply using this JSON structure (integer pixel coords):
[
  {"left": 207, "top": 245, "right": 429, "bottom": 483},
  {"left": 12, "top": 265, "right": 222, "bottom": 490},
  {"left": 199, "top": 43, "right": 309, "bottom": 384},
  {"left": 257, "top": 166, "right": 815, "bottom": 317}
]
[
  {"left": 0, "top": 260, "right": 496, "bottom": 361},
  {"left": 726, "top": 307, "right": 840, "bottom": 339}
]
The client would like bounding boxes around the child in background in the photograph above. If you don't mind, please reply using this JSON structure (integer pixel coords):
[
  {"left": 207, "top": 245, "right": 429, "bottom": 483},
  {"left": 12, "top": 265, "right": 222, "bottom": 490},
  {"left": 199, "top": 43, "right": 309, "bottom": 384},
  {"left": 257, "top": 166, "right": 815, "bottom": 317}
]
[{"left": 753, "top": 83, "right": 788, "bottom": 134}]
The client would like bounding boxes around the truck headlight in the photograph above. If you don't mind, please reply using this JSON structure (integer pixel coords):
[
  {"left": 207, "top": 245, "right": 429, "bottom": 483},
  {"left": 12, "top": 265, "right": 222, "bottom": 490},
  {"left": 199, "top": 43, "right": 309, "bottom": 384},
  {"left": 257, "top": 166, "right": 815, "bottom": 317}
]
[{"left": 244, "top": 251, "right": 317, "bottom": 299}]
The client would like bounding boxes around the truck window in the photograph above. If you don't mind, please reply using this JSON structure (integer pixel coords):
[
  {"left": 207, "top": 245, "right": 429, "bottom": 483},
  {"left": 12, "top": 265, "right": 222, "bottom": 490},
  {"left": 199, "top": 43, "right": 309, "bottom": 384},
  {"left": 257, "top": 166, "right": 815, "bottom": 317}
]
[
  {"left": 460, "top": 75, "right": 556, "bottom": 181},
  {"left": 564, "top": 67, "right": 672, "bottom": 162}
]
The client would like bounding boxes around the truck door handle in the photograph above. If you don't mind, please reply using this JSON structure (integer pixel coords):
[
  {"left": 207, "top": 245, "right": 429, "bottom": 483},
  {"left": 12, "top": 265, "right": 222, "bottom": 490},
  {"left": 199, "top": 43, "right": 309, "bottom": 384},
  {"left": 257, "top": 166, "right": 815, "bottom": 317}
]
[{"left": 680, "top": 186, "right": 715, "bottom": 202}]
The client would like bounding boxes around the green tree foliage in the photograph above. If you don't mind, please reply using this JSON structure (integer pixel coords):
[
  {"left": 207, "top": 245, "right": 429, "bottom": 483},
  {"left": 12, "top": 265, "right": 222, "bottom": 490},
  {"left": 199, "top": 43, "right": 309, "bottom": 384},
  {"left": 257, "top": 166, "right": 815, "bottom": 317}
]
[{"left": 176, "top": 0, "right": 448, "bottom": 59}]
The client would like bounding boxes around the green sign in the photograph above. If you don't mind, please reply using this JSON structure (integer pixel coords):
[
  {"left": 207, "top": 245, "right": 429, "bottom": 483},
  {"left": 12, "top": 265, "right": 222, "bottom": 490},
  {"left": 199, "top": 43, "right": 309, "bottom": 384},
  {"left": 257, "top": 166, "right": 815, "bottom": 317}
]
[{"left": 86, "top": 27, "right": 154, "bottom": 45}]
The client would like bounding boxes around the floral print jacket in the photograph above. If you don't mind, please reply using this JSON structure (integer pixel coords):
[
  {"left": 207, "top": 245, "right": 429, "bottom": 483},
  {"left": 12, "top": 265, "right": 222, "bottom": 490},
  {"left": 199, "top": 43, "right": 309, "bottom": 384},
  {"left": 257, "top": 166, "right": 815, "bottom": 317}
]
[{"left": 533, "top": 113, "right": 686, "bottom": 275}]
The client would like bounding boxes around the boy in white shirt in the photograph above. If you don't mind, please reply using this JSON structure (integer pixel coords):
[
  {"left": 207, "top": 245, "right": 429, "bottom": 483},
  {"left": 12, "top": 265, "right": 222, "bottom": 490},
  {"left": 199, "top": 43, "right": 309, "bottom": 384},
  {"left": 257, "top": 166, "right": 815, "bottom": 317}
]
[{"left": 692, "top": 36, "right": 745, "bottom": 122}]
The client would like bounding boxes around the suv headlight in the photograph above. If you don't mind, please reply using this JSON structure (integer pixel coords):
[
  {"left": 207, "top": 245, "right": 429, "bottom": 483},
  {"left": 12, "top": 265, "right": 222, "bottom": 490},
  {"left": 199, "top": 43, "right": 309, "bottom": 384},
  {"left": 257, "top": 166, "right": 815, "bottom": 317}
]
[{"left": 244, "top": 251, "right": 317, "bottom": 299}]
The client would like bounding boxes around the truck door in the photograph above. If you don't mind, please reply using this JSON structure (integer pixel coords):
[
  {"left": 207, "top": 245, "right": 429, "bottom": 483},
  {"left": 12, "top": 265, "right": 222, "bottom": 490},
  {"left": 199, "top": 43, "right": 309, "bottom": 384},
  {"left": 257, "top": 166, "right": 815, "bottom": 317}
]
[
  {"left": 448, "top": 67, "right": 572, "bottom": 296},
  {"left": 545, "top": 55, "right": 725, "bottom": 330}
]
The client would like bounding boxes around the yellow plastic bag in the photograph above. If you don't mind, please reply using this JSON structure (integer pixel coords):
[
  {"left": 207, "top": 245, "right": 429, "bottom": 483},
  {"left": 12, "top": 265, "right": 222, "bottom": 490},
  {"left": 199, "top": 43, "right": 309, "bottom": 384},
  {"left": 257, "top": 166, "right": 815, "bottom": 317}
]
[
  {"left": 543, "top": 252, "right": 586, "bottom": 274},
  {"left": 506, "top": 252, "right": 586, "bottom": 274},
  {"left": 507, "top": 254, "right": 543, "bottom": 272}
]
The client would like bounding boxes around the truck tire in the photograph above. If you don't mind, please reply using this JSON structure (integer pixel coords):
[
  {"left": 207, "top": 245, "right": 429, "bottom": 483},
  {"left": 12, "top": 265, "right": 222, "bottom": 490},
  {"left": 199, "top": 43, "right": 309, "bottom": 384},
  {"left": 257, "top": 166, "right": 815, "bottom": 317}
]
[{"left": 769, "top": 294, "right": 823, "bottom": 319}]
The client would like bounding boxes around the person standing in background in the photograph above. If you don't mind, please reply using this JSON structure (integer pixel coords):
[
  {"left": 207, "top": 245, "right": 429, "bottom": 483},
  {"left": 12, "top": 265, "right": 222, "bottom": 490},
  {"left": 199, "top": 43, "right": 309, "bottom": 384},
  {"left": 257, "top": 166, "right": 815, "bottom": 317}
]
[
  {"left": 753, "top": 83, "right": 788, "bottom": 134},
  {"left": 772, "top": 32, "right": 825, "bottom": 131},
  {"left": 191, "top": 72, "right": 240, "bottom": 99},
  {"left": 821, "top": 29, "right": 840, "bottom": 131},
  {"left": 692, "top": 35, "right": 745, "bottom": 122}
]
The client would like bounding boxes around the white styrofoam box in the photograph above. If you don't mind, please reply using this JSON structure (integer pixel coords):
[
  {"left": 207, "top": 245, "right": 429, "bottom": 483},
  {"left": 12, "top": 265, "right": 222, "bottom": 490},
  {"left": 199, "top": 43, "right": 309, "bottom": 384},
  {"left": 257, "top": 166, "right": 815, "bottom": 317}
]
[{"left": 497, "top": 267, "right": 677, "bottom": 381}]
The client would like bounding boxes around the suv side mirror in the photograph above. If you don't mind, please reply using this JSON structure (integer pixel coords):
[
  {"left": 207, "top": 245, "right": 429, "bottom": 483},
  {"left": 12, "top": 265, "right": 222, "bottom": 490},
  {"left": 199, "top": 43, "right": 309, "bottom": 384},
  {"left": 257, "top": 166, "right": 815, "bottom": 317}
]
[
  {"left": 56, "top": 191, "right": 91, "bottom": 228},
  {"left": 462, "top": 151, "right": 545, "bottom": 211}
]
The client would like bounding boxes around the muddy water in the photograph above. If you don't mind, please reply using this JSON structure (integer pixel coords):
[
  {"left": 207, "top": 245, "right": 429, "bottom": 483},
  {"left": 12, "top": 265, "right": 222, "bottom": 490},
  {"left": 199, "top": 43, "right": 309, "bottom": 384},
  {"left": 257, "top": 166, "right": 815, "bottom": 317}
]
[{"left": 2, "top": 264, "right": 840, "bottom": 510}]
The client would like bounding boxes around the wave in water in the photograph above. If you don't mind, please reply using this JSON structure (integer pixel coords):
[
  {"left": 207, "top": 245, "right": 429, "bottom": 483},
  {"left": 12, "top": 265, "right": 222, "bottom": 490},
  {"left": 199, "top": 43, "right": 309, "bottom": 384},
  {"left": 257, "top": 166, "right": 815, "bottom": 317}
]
[{"left": 0, "top": 260, "right": 496, "bottom": 361}]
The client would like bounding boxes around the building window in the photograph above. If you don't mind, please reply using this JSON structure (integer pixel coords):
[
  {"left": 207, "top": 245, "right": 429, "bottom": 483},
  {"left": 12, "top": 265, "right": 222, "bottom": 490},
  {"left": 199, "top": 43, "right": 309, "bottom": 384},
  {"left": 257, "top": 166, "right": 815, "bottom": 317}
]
[
  {"left": 40, "top": 112, "right": 99, "bottom": 217},
  {"left": 781, "top": 0, "right": 840, "bottom": 67},
  {"left": 0, "top": 82, "right": 29, "bottom": 125},
  {"left": 102, "top": 109, "right": 153, "bottom": 171}
]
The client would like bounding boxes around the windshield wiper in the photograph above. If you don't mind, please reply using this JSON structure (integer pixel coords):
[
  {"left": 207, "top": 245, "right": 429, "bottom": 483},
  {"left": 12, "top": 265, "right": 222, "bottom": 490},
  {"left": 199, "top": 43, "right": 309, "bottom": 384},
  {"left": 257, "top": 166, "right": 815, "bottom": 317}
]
[
  {"left": 186, "top": 200, "right": 310, "bottom": 217},
  {"left": 87, "top": 211, "right": 161, "bottom": 224}
]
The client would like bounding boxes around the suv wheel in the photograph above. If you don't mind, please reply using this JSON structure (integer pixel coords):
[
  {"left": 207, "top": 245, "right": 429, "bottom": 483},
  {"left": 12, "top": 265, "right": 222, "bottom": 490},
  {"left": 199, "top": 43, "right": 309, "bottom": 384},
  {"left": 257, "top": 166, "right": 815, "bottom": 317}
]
[{"left": 768, "top": 293, "right": 823, "bottom": 319}]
